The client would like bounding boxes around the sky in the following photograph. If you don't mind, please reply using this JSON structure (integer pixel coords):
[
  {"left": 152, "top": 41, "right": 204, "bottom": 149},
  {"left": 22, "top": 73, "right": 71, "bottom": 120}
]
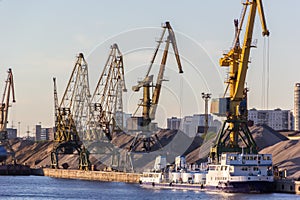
[{"left": 0, "top": 0, "right": 299, "bottom": 137}]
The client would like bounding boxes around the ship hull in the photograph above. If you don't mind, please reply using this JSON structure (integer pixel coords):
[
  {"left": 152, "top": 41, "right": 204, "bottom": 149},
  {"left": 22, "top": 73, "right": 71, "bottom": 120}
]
[
  {"left": 140, "top": 181, "right": 273, "bottom": 193},
  {"left": 207, "top": 181, "right": 274, "bottom": 193},
  {"left": 140, "top": 182, "right": 206, "bottom": 191}
]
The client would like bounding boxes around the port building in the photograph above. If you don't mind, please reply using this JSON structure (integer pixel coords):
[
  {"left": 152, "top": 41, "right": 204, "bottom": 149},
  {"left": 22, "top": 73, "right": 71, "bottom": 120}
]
[
  {"left": 248, "top": 108, "right": 293, "bottom": 131},
  {"left": 35, "top": 125, "right": 54, "bottom": 141},
  {"left": 294, "top": 83, "right": 300, "bottom": 131},
  {"left": 167, "top": 114, "right": 218, "bottom": 137}
]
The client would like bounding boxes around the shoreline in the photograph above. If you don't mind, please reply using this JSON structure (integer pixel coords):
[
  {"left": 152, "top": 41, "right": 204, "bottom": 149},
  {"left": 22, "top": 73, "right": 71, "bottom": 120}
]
[{"left": 2, "top": 166, "right": 300, "bottom": 195}]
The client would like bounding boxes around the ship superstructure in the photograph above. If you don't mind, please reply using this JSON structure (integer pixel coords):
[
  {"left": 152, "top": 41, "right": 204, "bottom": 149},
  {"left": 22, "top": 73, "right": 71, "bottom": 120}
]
[{"left": 206, "top": 153, "right": 273, "bottom": 192}]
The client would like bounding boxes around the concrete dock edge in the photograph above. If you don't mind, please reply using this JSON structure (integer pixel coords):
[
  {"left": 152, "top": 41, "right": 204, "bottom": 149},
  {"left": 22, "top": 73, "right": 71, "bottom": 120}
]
[{"left": 37, "top": 168, "right": 141, "bottom": 183}]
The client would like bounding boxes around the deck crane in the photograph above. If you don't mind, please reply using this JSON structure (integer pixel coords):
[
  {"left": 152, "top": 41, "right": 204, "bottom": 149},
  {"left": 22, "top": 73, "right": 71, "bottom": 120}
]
[
  {"left": 210, "top": 0, "right": 269, "bottom": 163},
  {"left": 129, "top": 21, "right": 183, "bottom": 152},
  {"left": 0, "top": 68, "right": 16, "bottom": 163},
  {"left": 51, "top": 53, "right": 91, "bottom": 170}
]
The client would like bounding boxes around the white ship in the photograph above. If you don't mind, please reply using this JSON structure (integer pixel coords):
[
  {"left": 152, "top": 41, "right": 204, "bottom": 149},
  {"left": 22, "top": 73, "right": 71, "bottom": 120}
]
[
  {"left": 205, "top": 152, "right": 274, "bottom": 193},
  {"left": 139, "top": 153, "right": 274, "bottom": 193}
]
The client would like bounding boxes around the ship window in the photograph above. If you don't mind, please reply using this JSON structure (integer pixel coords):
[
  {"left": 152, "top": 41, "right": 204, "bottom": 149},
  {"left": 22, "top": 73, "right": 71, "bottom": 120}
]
[
  {"left": 250, "top": 156, "right": 253, "bottom": 160},
  {"left": 258, "top": 156, "right": 261, "bottom": 160},
  {"left": 267, "top": 156, "right": 271, "bottom": 160},
  {"left": 263, "top": 156, "right": 267, "bottom": 160}
]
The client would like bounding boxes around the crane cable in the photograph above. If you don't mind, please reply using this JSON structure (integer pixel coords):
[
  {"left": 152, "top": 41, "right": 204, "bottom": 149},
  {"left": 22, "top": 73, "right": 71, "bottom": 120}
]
[
  {"left": 261, "top": 38, "right": 266, "bottom": 108},
  {"left": 262, "top": 36, "right": 270, "bottom": 109},
  {"left": 180, "top": 75, "right": 183, "bottom": 118}
]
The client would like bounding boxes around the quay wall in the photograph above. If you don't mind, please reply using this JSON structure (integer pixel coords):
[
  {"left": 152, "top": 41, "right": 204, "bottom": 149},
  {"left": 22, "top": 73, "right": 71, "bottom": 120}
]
[
  {"left": 274, "top": 179, "right": 300, "bottom": 194},
  {"left": 39, "top": 168, "right": 141, "bottom": 183}
]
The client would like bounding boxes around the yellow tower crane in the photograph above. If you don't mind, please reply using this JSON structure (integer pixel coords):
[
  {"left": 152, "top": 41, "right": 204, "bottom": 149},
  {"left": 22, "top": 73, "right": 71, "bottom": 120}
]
[{"left": 210, "top": 0, "right": 269, "bottom": 163}]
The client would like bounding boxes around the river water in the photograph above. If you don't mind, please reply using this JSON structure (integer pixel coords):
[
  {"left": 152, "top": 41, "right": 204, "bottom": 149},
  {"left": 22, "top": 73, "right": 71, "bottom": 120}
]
[{"left": 0, "top": 176, "right": 299, "bottom": 200}]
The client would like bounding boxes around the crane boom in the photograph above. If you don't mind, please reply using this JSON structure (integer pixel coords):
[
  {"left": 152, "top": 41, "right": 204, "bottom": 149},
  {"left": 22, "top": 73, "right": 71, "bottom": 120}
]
[
  {"left": 166, "top": 22, "right": 183, "bottom": 74},
  {"left": 53, "top": 77, "right": 59, "bottom": 124},
  {"left": 132, "top": 22, "right": 183, "bottom": 92},
  {"left": 0, "top": 68, "right": 15, "bottom": 133},
  {"left": 149, "top": 36, "right": 170, "bottom": 119},
  {"left": 219, "top": 0, "right": 269, "bottom": 115},
  {"left": 150, "top": 23, "right": 184, "bottom": 120},
  {"left": 257, "top": 0, "right": 270, "bottom": 37},
  {"left": 133, "top": 21, "right": 183, "bottom": 124},
  {"left": 233, "top": 0, "right": 269, "bottom": 102},
  {"left": 88, "top": 43, "right": 126, "bottom": 141},
  {"left": 60, "top": 53, "right": 87, "bottom": 109}
]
